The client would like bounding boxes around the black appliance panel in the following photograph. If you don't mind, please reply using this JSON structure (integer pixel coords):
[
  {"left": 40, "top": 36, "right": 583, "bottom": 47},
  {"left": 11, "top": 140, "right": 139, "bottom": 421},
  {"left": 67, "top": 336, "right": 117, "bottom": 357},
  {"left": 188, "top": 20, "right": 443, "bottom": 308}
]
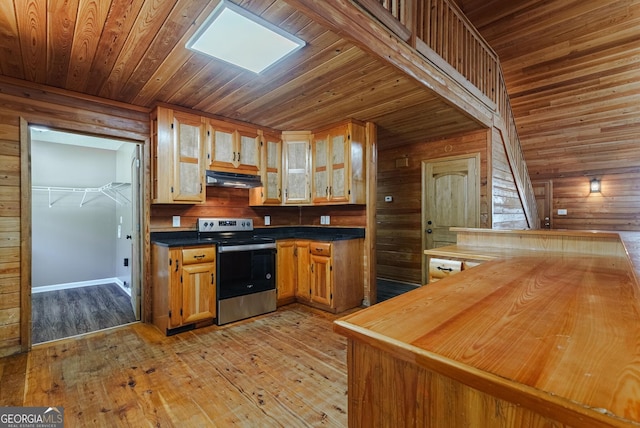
[{"left": 217, "top": 248, "right": 276, "bottom": 300}]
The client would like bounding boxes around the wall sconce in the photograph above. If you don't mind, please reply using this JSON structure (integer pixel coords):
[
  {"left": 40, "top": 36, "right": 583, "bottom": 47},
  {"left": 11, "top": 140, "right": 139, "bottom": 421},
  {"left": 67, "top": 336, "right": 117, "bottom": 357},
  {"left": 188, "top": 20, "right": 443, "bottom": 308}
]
[{"left": 590, "top": 178, "right": 601, "bottom": 193}]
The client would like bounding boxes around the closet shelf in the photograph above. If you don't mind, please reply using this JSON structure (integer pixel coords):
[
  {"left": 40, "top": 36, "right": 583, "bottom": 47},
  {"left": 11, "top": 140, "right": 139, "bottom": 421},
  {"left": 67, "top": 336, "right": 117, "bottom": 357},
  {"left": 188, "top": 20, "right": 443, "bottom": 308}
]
[{"left": 33, "top": 182, "right": 131, "bottom": 207}]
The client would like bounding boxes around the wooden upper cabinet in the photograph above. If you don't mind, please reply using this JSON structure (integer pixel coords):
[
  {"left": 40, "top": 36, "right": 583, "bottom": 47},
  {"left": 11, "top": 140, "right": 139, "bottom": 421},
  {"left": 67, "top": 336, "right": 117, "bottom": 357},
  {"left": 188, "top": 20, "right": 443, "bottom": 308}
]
[
  {"left": 250, "top": 131, "right": 282, "bottom": 206},
  {"left": 282, "top": 131, "right": 312, "bottom": 205},
  {"left": 207, "top": 119, "right": 260, "bottom": 175},
  {"left": 312, "top": 120, "right": 366, "bottom": 204},
  {"left": 151, "top": 106, "right": 206, "bottom": 204}
]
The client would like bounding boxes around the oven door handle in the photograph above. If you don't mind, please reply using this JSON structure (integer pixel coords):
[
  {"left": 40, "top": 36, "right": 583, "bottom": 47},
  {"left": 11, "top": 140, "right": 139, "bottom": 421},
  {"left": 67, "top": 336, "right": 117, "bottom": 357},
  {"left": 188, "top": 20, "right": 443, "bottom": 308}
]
[{"left": 218, "top": 242, "right": 276, "bottom": 253}]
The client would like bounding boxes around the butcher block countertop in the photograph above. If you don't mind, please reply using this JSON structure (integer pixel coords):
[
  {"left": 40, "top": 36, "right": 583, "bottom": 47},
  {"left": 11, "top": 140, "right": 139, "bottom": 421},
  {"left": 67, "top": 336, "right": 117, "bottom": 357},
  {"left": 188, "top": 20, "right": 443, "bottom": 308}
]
[{"left": 334, "top": 229, "right": 640, "bottom": 427}]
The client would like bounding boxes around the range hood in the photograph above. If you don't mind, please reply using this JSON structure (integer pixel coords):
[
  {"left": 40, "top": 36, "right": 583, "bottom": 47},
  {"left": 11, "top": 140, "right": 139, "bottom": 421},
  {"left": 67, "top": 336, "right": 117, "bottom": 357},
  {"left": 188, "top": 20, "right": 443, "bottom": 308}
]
[{"left": 206, "top": 170, "right": 262, "bottom": 188}]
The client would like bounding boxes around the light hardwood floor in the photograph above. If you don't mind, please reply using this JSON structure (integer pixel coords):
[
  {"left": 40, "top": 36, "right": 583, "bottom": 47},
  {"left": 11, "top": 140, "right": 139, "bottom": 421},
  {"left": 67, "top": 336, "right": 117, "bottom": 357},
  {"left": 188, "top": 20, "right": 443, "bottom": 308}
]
[{"left": 0, "top": 304, "right": 357, "bottom": 427}]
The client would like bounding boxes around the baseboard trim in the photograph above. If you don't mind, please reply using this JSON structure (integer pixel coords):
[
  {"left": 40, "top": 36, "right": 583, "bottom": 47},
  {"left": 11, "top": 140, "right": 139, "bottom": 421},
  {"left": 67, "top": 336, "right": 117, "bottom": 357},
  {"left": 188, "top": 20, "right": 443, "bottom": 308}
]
[{"left": 33, "top": 278, "right": 128, "bottom": 294}]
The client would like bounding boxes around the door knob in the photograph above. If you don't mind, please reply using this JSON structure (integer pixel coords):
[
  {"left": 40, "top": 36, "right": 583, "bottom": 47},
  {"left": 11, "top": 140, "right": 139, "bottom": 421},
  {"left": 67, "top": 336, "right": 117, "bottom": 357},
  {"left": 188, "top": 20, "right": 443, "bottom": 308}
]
[{"left": 427, "top": 229, "right": 432, "bottom": 234}]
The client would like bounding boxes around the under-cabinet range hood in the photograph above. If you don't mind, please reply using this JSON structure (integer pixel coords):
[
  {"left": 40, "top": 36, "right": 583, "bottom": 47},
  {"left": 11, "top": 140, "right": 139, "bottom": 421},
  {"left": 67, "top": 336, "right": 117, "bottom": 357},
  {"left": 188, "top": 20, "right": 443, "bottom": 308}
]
[{"left": 205, "top": 170, "right": 262, "bottom": 188}]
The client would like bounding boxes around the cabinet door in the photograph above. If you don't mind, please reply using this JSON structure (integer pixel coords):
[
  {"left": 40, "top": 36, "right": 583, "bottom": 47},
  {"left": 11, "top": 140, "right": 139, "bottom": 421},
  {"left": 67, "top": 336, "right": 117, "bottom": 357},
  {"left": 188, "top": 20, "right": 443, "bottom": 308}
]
[
  {"left": 276, "top": 241, "right": 296, "bottom": 304},
  {"left": 173, "top": 112, "right": 205, "bottom": 202},
  {"left": 313, "top": 134, "right": 330, "bottom": 203},
  {"left": 237, "top": 130, "right": 260, "bottom": 173},
  {"left": 168, "top": 249, "right": 183, "bottom": 328},
  {"left": 330, "top": 130, "right": 348, "bottom": 202},
  {"left": 208, "top": 122, "right": 236, "bottom": 171},
  {"left": 282, "top": 132, "right": 311, "bottom": 205},
  {"left": 263, "top": 136, "right": 282, "bottom": 204},
  {"left": 310, "top": 254, "right": 332, "bottom": 307},
  {"left": 296, "top": 241, "right": 311, "bottom": 300},
  {"left": 181, "top": 262, "right": 216, "bottom": 324}
]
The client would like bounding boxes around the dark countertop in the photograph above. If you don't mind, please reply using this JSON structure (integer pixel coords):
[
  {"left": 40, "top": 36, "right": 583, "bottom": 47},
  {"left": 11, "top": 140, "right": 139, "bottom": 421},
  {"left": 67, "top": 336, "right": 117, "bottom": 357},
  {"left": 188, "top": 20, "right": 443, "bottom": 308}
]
[{"left": 151, "top": 226, "right": 365, "bottom": 247}]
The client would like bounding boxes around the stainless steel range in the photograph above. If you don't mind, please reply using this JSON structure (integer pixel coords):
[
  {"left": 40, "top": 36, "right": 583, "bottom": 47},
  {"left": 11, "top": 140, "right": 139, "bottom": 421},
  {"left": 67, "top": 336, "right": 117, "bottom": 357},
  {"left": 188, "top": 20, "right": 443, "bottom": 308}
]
[{"left": 198, "top": 218, "right": 276, "bottom": 325}]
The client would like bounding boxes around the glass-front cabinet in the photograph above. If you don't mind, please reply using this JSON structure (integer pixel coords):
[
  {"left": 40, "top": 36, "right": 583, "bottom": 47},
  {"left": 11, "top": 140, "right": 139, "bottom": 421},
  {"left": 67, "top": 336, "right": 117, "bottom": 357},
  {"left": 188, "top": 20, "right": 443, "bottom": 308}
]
[
  {"left": 151, "top": 106, "right": 205, "bottom": 204},
  {"left": 312, "top": 121, "right": 366, "bottom": 205},
  {"left": 250, "top": 132, "right": 282, "bottom": 206},
  {"left": 207, "top": 119, "right": 260, "bottom": 175},
  {"left": 282, "top": 131, "right": 312, "bottom": 205}
]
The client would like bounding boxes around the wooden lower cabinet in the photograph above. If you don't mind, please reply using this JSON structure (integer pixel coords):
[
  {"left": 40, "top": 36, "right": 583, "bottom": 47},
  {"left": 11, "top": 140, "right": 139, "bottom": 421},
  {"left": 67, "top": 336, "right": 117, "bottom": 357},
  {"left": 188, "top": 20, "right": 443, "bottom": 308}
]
[
  {"left": 277, "top": 239, "right": 363, "bottom": 313},
  {"left": 276, "top": 240, "right": 297, "bottom": 305},
  {"left": 152, "top": 244, "right": 216, "bottom": 334},
  {"left": 427, "top": 256, "right": 484, "bottom": 284}
]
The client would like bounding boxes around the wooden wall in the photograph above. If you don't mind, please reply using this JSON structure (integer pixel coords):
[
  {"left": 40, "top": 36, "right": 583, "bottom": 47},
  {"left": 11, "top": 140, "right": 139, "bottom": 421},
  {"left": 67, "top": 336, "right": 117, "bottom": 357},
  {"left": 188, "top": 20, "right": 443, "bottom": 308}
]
[
  {"left": 0, "top": 76, "right": 149, "bottom": 358},
  {"left": 376, "top": 130, "right": 489, "bottom": 284},
  {"left": 459, "top": 0, "right": 640, "bottom": 231},
  {"left": 551, "top": 172, "right": 640, "bottom": 230},
  {"left": 150, "top": 188, "right": 366, "bottom": 231}
]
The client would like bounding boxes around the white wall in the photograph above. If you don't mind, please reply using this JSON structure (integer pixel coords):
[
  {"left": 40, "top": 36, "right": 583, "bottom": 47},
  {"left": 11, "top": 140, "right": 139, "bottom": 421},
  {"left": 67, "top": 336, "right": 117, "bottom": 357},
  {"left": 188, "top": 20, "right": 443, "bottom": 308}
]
[
  {"left": 115, "top": 144, "right": 136, "bottom": 289},
  {"left": 31, "top": 140, "right": 119, "bottom": 287}
]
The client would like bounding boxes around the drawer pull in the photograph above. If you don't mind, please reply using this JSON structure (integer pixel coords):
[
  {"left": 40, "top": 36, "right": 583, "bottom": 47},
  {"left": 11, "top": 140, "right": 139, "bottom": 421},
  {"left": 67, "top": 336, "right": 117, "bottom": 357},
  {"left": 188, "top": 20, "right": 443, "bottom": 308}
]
[
  {"left": 193, "top": 254, "right": 206, "bottom": 259},
  {"left": 315, "top": 248, "right": 324, "bottom": 252},
  {"left": 437, "top": 266, "right": 453, "bottom": 272}
]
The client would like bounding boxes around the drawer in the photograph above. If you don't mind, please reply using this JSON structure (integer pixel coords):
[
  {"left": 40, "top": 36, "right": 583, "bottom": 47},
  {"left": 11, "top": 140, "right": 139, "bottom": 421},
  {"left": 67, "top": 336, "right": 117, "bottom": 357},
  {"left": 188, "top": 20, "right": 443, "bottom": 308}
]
[
  {"left": 429, "top": 258, "right": 462, "bottom": 280},
  {"left": 310, "top": 242, "right": 331, "bottom": 256},
  {"left": 182, "top": 247, "right": 216, "bottom": 265}
]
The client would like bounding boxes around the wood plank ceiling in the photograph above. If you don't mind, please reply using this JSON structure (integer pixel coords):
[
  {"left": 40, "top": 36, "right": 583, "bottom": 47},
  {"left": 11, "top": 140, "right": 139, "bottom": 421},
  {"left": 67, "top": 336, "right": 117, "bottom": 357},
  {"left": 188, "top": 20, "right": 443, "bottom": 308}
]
[
  {"left": 0, "top": 0, "right": 483, "bottom": 148},
  {"left": 456, "top": 0, "right": 640, "bottom": 179}
]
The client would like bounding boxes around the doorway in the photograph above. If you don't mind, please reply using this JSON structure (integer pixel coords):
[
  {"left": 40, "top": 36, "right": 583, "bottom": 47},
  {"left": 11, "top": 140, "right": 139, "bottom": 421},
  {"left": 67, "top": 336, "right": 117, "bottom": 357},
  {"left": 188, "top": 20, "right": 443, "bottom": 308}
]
[
  {"left": 422, "top": 154, "right": 480, "bottom": 284},
  {"left": 532, "top": 180, "right": 552, "bottom": 229},
  {"left": 29, "top": 127, "right": 143, "bottom": 343}
]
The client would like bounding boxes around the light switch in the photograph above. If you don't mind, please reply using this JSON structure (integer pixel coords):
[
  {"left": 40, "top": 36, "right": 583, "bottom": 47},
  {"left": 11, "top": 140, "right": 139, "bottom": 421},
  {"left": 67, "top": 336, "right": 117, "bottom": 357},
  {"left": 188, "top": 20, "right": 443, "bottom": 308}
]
[
  {"left": 557, "top": 209, "right": 567, "bottom": 216},
  {"left": 264, "top": 215, "right": 271, "bottom": 226},
  {"left": 172, "top": 216, "right": 181, "bottom": 227}
]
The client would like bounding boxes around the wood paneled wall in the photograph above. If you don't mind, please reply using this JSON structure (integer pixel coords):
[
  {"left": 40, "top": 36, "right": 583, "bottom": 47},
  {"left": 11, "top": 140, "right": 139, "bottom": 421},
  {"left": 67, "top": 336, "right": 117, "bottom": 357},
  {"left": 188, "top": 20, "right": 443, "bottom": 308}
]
[
  {"left": 150, "top": 188, "right": 366, "bottom": 231},
  {"left": 551, "top": 173, "right": 640, "bottom": 231},
  {"left": 0, "top": 77, "right": 149, "bottom": 358},
  {"left": 376, "top": 130, "right": 489, "bottom": 284},
  {"left": 459, "top": 0, "right": 640, "bottom": 231}
]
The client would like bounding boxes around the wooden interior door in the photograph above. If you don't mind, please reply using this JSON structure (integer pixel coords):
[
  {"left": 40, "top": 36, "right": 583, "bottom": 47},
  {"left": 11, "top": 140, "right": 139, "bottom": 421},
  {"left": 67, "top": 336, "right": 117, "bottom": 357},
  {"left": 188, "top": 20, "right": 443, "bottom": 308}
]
[{"left": 422, "top": 154, "right": 480, "bottom": 284}]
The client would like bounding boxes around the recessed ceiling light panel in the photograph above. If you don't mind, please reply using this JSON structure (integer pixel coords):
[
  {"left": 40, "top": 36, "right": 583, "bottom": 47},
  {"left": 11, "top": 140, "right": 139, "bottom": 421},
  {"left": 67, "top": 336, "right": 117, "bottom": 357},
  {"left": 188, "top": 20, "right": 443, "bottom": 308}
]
[{"left": 186, "top": 0, "right": 305, "bottom": 74}]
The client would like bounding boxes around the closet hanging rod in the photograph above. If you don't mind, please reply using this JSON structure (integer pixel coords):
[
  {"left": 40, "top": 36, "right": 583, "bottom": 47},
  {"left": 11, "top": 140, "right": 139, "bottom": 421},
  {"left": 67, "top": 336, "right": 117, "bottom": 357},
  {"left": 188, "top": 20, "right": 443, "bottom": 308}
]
[{"left": 32, "top": 182, "right": 131, "bottom": 207}]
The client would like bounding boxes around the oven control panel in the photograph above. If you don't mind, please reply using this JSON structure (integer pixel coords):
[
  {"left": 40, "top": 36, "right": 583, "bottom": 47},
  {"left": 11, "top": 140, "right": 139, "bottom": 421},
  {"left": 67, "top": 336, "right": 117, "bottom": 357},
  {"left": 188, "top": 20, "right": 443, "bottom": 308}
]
[{"left": 198, "top": 217, "right": 254, "bottom": 232}]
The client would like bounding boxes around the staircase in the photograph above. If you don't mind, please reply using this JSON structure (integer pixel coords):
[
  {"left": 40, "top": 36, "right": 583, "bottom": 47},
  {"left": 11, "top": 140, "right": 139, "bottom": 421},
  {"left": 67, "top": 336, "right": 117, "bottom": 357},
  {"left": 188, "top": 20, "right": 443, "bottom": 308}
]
[{"left": 359, "top": 0, "right": 539, "bottom": 228}]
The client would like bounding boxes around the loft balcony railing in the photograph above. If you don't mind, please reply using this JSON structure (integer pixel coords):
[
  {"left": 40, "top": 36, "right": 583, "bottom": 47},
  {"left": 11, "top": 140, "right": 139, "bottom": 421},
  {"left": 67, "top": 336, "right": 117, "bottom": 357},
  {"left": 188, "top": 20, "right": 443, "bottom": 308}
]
[{"left": 357, "top": 0, "right": 539, "bottom": 228}]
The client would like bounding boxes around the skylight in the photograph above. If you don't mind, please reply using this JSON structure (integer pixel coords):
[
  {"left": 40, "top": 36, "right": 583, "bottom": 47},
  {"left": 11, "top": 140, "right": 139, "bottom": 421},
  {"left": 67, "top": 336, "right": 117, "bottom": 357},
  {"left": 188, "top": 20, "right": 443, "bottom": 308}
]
[{"left": 186, "top": 0, "right": 305, "bottom": 74}]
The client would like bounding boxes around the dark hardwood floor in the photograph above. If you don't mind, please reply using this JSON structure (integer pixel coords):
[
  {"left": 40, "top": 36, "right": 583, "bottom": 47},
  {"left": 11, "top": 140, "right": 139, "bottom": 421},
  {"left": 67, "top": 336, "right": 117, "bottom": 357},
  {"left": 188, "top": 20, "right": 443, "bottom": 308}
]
[
  {"left": 2, "top": 304, "right": 356, "bottom": 427},
  {"left": 32, "top": 283, "right": 136, "bottom": 344},
  {"left": 377, "top": 278, "right": 419, "bottom": 302}
]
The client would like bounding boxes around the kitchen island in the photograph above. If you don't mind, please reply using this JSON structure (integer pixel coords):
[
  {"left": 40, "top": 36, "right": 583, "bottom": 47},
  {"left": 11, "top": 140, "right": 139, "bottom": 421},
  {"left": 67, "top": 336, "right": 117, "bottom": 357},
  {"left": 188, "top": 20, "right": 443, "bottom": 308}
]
[{"left": 334, "top": 228, "right": 640, "bottom": 427}]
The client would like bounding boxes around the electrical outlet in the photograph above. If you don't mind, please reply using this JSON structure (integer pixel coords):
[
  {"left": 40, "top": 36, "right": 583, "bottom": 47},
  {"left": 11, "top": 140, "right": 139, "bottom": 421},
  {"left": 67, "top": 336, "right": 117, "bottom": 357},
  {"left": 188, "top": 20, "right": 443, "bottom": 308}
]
[
  {"left": 172, "top": 215, "right": 180, "bottom": 227},
  {"left": 264, "top": 215, "right": 271, "bottom": 226},
  {"left": 325, "top": 215, "right": 330, "bottom": 225},
  {"left": 557, "top": 209, "right": 567, "bottom": 216}
]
